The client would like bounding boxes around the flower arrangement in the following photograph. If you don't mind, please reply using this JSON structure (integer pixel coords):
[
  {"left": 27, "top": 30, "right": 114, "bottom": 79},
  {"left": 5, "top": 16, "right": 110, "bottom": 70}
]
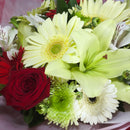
[{"left": 0, "top": 0, "right": 130, "bottom": 129}]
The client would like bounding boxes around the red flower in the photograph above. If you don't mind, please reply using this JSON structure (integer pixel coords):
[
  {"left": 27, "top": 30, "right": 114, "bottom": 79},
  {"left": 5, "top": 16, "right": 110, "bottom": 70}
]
[
  {"left": 0, "top": 47, "right": 24, "bottom": 85},
  {"left": 0, "top": 68, "right": 50, "bottom": 111},
  {"left": 45, "top": 10, "right": 56, "bottom": 19}
]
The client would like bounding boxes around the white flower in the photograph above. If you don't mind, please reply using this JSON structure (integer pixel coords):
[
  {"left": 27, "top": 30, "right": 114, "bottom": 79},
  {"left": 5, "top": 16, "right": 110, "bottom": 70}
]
[
  {"left": 79, "top": 0, "right": 130, "bottom": 23},
  {"left": 74, "top": 80, "right": 119, "bottom": 125},
  {"left": 110, "top": 22, "right": 130, "bottom": 50},
  {"left": 25, "top": 14, "right": 45, "bottom": 27},
  {"left": 23, "top": 13, "right": 84, "bottom": 68},
  {"left": 0, "top": 25, "right": 18, "bottom": 59}
]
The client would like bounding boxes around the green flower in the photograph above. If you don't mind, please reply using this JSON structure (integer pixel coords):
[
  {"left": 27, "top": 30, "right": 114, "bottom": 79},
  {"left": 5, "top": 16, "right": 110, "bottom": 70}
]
[{"left": 46, "top": 83, "right": 78, "bottom": 129}]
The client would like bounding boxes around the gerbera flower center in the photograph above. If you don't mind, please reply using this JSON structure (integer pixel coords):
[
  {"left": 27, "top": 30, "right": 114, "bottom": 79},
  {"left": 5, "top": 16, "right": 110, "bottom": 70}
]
[
  {"left": 42, "top": 35, "right": 69, "bottom": 62},
  {"left": 50, "top": 44, "right": 62, "bottom": 54},
  {"left": 88, "top": 97, "right": 97, "bottom": 104}
]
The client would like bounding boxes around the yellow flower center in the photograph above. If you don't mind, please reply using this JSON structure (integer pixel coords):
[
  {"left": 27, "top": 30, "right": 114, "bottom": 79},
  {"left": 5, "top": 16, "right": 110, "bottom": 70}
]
[{"left": 42, "top": 35, "right": 69, "bottom": 62}]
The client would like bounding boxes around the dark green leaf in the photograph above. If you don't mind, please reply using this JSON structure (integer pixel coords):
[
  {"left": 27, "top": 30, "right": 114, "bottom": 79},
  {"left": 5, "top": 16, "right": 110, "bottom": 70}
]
[
  {"left": 68, "top": 0, "right": 77, "bottom": 8},
  {"left": 57, "top": 0, "right": 68, "bottom": 13},
  {"left": 28, "top": 111, "right": 44, "bottom": 127},
  {"left": 0, "top": 48, "right": 3, "bottom": 56},
  {"left": 21, "top": 108, "right": 45, "bottom": 127},
  {"left": 23, "top": 109, "right": 34, "bottom": 124},
  {"left": 118, "top": 101, "right": 125, "bottom": 112}
]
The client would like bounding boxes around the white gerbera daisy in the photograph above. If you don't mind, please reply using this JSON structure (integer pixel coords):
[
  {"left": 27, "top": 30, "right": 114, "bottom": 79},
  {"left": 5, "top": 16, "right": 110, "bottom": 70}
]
[
  {"left": 74, "top": 80, "right": 119, "bottom": 125},
  {"left": 79, "top": 0, "right": 130, "bottom": 23},
  {"left": 23, "top": 13, "right": 84, "bottom": 68}
]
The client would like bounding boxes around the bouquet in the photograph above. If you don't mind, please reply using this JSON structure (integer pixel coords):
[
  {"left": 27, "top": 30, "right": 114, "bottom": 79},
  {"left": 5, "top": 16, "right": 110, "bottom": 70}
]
[{"left": 0, "top": 0, "right": 130, "bottom": 129}]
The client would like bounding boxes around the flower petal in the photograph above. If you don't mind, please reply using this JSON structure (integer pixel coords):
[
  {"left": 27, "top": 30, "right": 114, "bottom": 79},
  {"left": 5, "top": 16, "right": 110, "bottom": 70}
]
[
  {"left": 45, "top": 60, "right": 72, "bottom": 79},
  {"left": 72, "top": 69, "right": 108, "bottom": 97},
  {"left": 93, "top": 19, "right": 116, "bottom": 51},
  {"left": 72, "top": 30, "right": 100, "bottom": 71},
  {"left": 93, "top": 49, "right": 130, "bottom": 78},
  {"left": 112, "top": 80, "right": 130, "bottom": 104}
]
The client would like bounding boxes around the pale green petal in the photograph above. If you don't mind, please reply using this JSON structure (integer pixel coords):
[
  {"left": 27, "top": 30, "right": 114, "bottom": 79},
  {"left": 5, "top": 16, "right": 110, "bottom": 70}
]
[
  {"left": 26, "top": 33, "right": 46, "bottom": 45},
  {"left": 72, "top": 70, "right": 108, "bottom": 97},
  {"left": 53, "top": 12, "right": 67, "bottom": 35},
  {"left": 93, "top": 49, "right": 130, "bottom": 78},
  {"left": 93, "top": 20, "right": 116, "bottom": 51},
  {"left": 72, "top": 30, "right": 100, "bottom": 71},
  {"left": 115, "top": 9, "right": 130, "bottom": 23},
  {"left": 45, "top": 60, "right": 72, "bottom": 79},
  {"left": 38, "top": 18, "right": 56, "bottom": 39},
  {"left": 67, "top": 16, "right": 84, "bottom": 37},
  {"left": 62, "top": 46, "right": 80, "bottom": 63},
  {"left": 112, "top": 80, "right": 130, "bottom": 104},
  {"left": 108, "top": 1, "right": 126, "bottom": 19},
  {"left": 87, "top": 0, "right": 94, "bottom": 16}
]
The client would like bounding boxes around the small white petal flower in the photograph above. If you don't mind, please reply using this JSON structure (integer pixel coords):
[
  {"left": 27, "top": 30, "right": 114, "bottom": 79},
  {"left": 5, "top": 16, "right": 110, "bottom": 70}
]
[
  {"left": 0, "top": 25, "right": 18, "bottom": 60},
  {"left": 25, "top": 14, "right": 45, "bottom": 27},
  {"left": 110, "top": 22, "right": 130, "bottom": 49},
  {"left": 74, "top": 80, "right": 119, "bottom": 125}
]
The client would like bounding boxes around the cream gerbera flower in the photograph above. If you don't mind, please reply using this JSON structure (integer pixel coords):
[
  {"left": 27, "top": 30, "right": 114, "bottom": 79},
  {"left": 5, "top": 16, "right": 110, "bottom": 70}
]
[
  {"left": 23, "top": 13, "right": 84, "bottom": 68},
  {"left": 74, "top": 80, "right": 119, "bottom": 125},
  {"left": 79, "top": 0, "right": 130, "bottom": 23}
]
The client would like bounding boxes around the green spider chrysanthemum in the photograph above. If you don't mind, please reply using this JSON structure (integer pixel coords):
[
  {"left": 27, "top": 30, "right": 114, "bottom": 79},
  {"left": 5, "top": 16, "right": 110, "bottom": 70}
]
[{"left": 46, "top": 83, "right": 78, "bottom": 129}]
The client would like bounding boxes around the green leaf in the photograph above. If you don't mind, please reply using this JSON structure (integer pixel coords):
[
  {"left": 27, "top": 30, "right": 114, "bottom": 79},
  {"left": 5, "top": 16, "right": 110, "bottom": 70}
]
[
  {"left": 93, "top": 49, "right": 130, "bottom": 78},
  {"left": 112, "top": 80, "right": 130, "bottom": 104},
  {"left": 23, "top": 109, "right": 34, "bottom": 124},
  {"left": 72, "top": 69, "right": 108, "bottom": 97},
  {"left": 10, "top": 16, "right": 28, "bottom": 28},
  {"left": 28, "top": 111, "right": 44, "bottom": 127},
  {"left": 68, "top": 0, "right": 77, "bottom": 8},
  {"left": 45, "top": 60, "right": 72, "bottom": 80},
  {"left": 10, "top": 17, "right": 19, "bottom": 28},
  {"left": 72, "top": 30, "right": 100, "bottom": 72},
  {"left": 22, "top": 108, "right": 45, "bottom": 127},
  {"left": 93, "top": 19, "right": 116, "bottom": 51},
  {"left": 0, "top": 84, "right": 5, "bottom": 96},
  {"left": 118, "top": 101, "right": 125, "bottom": 112},
  {"left": 0, "top": 48, "right": 2, "bottom": 56},
  {"left": 56, "top": 0, "right": 68, "bottom": 13}
]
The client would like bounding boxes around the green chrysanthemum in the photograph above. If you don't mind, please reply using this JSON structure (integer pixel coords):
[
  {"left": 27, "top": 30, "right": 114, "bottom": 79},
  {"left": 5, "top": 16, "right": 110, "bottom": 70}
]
[{"left": 46, "top": 83, "right": 78, "bottom": 129}]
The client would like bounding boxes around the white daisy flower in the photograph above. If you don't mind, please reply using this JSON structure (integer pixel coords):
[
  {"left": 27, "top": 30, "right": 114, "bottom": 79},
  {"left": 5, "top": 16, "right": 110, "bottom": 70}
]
[
  {"left": 74, "top": 80, "right": 119, "bottom": 125},
  {"left": 23, "top": 13, "right": 84, "bottom": 68},
  {"left": 79, "top": 0, "right": 130, "bottom": 23},
  {"left": 0, "top": 25, "right": 18, "bottom": 60}
]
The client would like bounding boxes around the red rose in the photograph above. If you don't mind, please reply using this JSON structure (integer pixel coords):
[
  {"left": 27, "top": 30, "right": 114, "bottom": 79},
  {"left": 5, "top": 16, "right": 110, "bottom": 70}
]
[
  {"left": 0, "top": 47, "right": 24, "bottom": 85},
  {"left": 0, "top": 68, "right": 50, "bottom": 111}
]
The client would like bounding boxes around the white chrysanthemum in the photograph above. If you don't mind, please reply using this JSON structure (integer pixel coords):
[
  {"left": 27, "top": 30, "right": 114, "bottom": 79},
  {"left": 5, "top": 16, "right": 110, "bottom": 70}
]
[
  {"left": 23, "top": 13, "right": 84, "bottom": 68},
  {"left": 74, "top": 80, "right": 119, "bottom": 125},
  {"left": 0, "top": 25, "right": 18, "bottom": 59},
  {"left": 79, "top": 0, "right": 130, "bottom": 23}
]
